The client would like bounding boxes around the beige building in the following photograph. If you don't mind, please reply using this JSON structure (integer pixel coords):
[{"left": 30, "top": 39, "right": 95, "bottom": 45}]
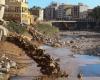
[
  {"left": 56, "top": 4, "right": 72, "bottom": 20},
  {"left": 72, "top": 3, "right": 88, "bottom": 19},
  {"left": 30, "top": 9, "right": 44, "bottom": 21},
  {"left": 4, "top": 0, "right": 34, "bottom": 25}
]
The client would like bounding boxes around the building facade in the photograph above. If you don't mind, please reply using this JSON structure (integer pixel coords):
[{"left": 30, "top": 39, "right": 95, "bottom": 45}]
[
  {"left": 44, "top": 2, "right": 59, "bottom": 20},
  {"left": 56, "top": 4, "right": 72, "bottom": 20},
  {"left": 30, "top": 9, "right": 44, "bottom": 21},
  {"left": 4, "top": 0, "right": 33, "bottom": 25},
  {"left": 72, "top": 3, "right": 88, "bottom": 19},
  {"left": 44, "top": 2, "right": 89, "bottom": 21}
]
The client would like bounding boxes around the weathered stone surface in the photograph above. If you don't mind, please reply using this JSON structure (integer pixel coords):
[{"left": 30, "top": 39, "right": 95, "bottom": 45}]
[{"left": 0, "top": 25, "right": 8, "bottom": 41}]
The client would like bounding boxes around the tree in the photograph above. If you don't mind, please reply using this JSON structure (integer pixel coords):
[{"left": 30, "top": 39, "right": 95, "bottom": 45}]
[
  {"left": 89, "top": 6, "right": 100, "bottom": 29},
  {"left": 89, "top": 6, "right": 100, "bottom": 20},
  {"left": 30, "top": 6, "right": 41, "bottom": 10},
  {"left": 5, "top": 21, "right": 27, "bottom": 34}
]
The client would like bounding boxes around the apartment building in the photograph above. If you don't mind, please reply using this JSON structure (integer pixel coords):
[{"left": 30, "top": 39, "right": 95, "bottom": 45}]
[
  {"left": 30, "top": 9, "right": 44, "bottom": 21},
  {"left": 56, "top": 4, "right": 72, "bottom": 20},
  {"left": 44, "top": 2, "right": 89, "bottom": 20},
  {"left": 4, "top": 0, "right": 33, "bottom": 25},
  {"left": 72, "top": 3, "right": 88, "bottom": 19},
  {"left": 44, "top": 2, "right": 59, "bottom": 20}
]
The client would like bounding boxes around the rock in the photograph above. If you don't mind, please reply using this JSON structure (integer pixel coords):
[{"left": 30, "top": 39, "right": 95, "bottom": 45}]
[
  {"left": 6, "top": 62, "right": 10, "bottom": 72},
  {"left": 10, "top": 60, "right": 17, "bottom": 68},
  {"left": 0, "top": 0, "right": 5, "bottom": 21},
  {"left": 52, "top": 43, "right": 61, "bottom": 47},
  {"left": 0, "top": 54, "right": 17, "bottom": 73},
  {"left": 54, "top": 58, "right": 60, "bottom": 62},
  {"left": 0, "top": 25, "right": 8, "bottom": 41}
]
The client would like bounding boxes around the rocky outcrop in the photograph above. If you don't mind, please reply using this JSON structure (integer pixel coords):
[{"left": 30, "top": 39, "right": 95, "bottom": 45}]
[{"left": 0, "top": 0, "right": 5, "bottom": 21}]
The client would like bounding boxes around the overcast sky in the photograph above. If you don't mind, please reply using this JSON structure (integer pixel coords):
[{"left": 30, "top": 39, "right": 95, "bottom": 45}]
[{"left": 28, "top": 0, "right": 100, "bottom": 8}]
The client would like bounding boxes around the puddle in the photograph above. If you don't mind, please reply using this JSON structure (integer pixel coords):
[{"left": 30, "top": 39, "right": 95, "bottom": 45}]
[
  {"left": 80, "top": 64, "right": 100, "bottom": 77},
  {"left": 73, "top": 55, "right": 100, "bottom": 77},
  {"left": 74, "top": 54, "right": 100, "bottom": 62}
]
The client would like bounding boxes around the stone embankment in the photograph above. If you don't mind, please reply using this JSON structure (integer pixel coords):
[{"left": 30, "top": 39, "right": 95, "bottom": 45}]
[{"left": 6, "top": 33, "right": 62, "bottom": 76}]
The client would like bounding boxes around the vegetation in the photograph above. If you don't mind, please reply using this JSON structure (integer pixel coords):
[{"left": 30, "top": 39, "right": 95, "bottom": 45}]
[
  {"left": 89, "top": 6, "right": 100, "bottom": 20},
  {"left": 5, "top": 21, "right": 27, "bottom": 34},
  {"left": 35, "top": 23, "right": 59, "bottom": 36},
  {"left": 30, "top": 6, "right": 42, "bottom": 10},
  {"left": 88, "top": 6, "right": 100, "bottom": 30}
]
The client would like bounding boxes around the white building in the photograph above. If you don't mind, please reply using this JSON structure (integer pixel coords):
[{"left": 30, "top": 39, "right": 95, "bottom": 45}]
[
  {"left": 38, "top": 9, "right": 44, "bottom": 21},
  {"left": 30, "top": 9, "right": 44, "bottom": 21},
  {"left": 72, "top": 3, "right": 88, "bottom": 19},
  {"left": 56, "top": 4, "right": 72, "bottom": 20}
]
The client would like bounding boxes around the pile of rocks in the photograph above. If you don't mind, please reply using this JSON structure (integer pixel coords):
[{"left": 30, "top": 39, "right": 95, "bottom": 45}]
[
  {"left": 28, "top": 28, "right": 63, "bottom": 48},
  {"left": 28, "top": 28, "right": 44, "bottom": 42},
  {"left": 0, "top": 54, "right": 17, "bottom": 74},
  {"left": 6, "top": 33, "right": 61, "bottom": 76},
  {"left": 34, "top": 49, "right": 60, "bottom": 75}
]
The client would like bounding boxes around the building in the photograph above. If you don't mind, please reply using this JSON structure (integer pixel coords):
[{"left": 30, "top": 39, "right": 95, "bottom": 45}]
[
  {"left": 44, "top": 2, "right": 59, "bottom": 20},
  {"left": 27, "top": 12, "right": 34, "bottom": 25},
  {"left": 30, "top": 9, "right": 44, "bottom": 21},
  {"left": 72, "top": 3, "right": 88, "bottom": 19},
  {"left": 56, "top": 4, "right": 72, "bottom": 20},
  {"left": 44, "top": 2, "right": 89, "bottom": 21},
  {"left": 4, "top": 0, "right": 33, "bottom": 25}
]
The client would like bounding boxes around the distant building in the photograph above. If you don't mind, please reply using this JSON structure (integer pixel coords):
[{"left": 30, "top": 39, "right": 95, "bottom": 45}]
[
  {"left": 56, "top": 4, "right": 72, "bottom": 20},
  {"left": 86, "top": 9, "right": 95, "bottom": 21},
  {"left": 30, "top": 9, "right": 44, "bottom": 21},
  {"left": 44, "top": 2, "right": 59, "bottom": 20},
  {"left": 72, "top": 3, "right": 88, "bottom": 19},
  {"left": 44, "top": 2, "right": 89, "bottom": 21},
  {"left": 4, "top": 0, "right": 34, "bottom": 25}
]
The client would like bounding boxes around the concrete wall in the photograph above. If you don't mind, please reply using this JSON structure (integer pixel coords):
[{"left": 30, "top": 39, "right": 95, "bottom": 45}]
[{"left": 52, "top": 21, "right": 96, "bottom": 31}]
